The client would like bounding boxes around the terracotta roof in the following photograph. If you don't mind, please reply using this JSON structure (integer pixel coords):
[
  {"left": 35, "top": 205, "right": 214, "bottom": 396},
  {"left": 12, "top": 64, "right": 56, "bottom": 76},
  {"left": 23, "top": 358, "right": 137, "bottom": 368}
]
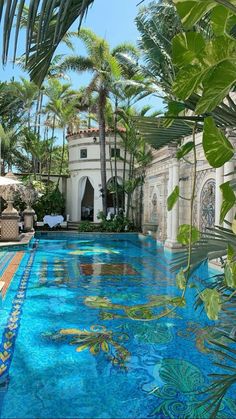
[{"left": 66, "top": 127, "right": 126, "bottom": 139}]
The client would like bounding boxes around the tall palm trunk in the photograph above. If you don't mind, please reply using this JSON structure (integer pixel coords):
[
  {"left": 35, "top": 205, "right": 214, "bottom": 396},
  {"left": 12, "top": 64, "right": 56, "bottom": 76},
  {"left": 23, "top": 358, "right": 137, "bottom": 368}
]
[
  {"left": 109, "top": 143, "right": 116, "bottom": 211},
  {"left": 57, "top": 128, "right": 66, "bottom": 188},
  {"left": 98, "top": 88, "right": 107, "bottom": 214},
  {"left": 122, "top": 137, "right": 128, "bottom": 211},
  {"left": 48, "top": 114, "right": 56, "bottom": 184},
  {"left": 126, "top": 151, "right": 133, "bottom": 219},
  {"left": 114, "top": 96, "right": 119, "bottom": 215}
]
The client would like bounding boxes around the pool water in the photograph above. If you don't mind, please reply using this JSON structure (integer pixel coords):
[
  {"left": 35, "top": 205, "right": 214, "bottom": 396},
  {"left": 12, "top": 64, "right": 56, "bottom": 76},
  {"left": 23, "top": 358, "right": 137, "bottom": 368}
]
[{"left": 0, "top": 233, "right": 235, "bottom": 418}]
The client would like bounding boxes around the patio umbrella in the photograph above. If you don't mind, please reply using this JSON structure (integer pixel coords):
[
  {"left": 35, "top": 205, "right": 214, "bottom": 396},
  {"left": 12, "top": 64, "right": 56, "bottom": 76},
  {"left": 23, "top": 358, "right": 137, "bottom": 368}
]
[{"left": 0, "top": 176, "right": 21, "bottom": 186}]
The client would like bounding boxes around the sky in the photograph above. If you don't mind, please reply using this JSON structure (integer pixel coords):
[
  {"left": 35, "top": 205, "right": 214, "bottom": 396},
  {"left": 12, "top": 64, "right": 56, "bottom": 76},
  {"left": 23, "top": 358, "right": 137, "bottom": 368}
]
[{"left": 0, "top": 0, "right": 164, "bottom": 140}]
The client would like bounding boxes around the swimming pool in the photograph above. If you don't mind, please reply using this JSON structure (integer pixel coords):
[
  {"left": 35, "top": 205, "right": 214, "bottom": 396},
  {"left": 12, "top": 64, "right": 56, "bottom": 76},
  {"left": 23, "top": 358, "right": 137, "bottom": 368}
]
[{"left": 0, "top": 233, "right": 235, "bottom": 418}]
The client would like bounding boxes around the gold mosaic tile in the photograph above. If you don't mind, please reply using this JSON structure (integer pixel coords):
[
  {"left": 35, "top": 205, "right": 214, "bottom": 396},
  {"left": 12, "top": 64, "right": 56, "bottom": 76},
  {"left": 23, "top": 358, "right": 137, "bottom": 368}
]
[{"left": 80, "top": 263, "right": 138, "bottom": 276}]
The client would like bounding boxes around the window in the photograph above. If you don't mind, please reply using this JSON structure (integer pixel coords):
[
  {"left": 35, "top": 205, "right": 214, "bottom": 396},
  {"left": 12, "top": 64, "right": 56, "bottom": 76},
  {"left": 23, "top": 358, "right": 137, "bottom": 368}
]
[
  {"left": 80, "top": 149, "right": 87, "bottom": 159},
  {"left": 111, "top": 148, "right": 120, "bottom": 158}
]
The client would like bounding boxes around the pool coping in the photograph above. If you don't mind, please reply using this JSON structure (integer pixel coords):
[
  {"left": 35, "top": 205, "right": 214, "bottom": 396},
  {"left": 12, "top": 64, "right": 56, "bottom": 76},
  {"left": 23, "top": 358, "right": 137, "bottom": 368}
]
[{"left": 0, "top": 232, "right": 34, "bottom": 249}]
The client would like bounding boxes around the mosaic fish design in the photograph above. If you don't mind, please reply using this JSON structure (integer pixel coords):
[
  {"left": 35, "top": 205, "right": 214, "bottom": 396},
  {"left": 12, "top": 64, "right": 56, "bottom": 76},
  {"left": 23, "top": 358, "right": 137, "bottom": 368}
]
[
  {"left": 84, "top": 295, "right": 184, "bottom": 321},
  {"left": 45, "top": 325, "right": 130, "bottom": 369}
]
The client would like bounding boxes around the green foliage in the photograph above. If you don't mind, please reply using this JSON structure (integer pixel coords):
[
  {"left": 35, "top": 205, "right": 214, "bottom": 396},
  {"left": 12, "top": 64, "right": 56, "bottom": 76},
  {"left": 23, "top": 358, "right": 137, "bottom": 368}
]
[
  {"left": 77, "top": 213, "right": 135, "bottom": 233},
  {"left": 220, "top": 181, "right": 236, "bottom": 223},
  {"left": 34, "top": 185, "right": 65, "bottom": 221},
  {"left": 172, "top": 29, "right": 236, "bottom": 113},
  {"left": 167, "top": 186, "right": 179, "bottom": 211},
  {"left": 176, "top": 268, "right": 186, "bottom": 290},
  {"left": 203, "top": 117, "right": 234, "bottom": 168},
  {"left": 177, "top": 224, "right": 200, "bottom": 245},
  {"left": 199, "top": 288, "right": 221, "bottom": 320},
  {"left": 78, "top": 221, "right": 99, "bottom": 232},
  {"left": 173, "top": 0, "right": 216, "bottom": 29},
  {"left": 173, "top": 0, "right": 236, "bottom": 31},
  {"left": 176, "top": 141, "right": 194, "bottom": 159},
  {"left": 98, "top": 211, "right": 135, "bottom": 232}
]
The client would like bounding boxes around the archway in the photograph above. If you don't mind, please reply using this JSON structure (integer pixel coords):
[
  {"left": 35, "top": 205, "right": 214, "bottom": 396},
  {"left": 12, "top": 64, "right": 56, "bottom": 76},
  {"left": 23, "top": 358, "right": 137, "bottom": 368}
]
[
  {"left": 107, "top": 177, "right": 123, "bottom": 214},
  {"left": 81, "top": 178, "right": 94, "bottom": 221},
  {"left": 199, "top": 179, "right": 215, "bottom": 231}
]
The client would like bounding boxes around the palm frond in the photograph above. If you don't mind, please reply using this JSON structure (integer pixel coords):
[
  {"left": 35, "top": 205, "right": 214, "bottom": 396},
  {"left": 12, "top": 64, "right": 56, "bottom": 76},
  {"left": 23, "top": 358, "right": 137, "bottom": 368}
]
[
  {"left": 59, "top": 56, "right": 95, "bottom": 73},
  {"left": 0, "top": 0, "right": 94, "bottom": 85}
]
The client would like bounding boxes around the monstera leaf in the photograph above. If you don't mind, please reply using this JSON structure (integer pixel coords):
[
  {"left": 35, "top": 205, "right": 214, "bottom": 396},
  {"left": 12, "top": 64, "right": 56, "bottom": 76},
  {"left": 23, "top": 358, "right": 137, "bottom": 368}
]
[
  {"left": 176, "top": 141, "right": 194, "bottom": 159},
  {"left": 200, "top": 288, "right": 221, "bottom": 320},
  {"left": 167, "top": 186, "right": 179, "bottom": 211},
  {"left": 173, "top": 0, "right": 236, "bottom": 29},
  {"left": 203, "top": 117, "right": 234, "bottom": 168},
  {"left": 220, "top": 181, "right": 236, "bottom": 223},
  {"left": 177, "top": 224, "right": 200, "bottom": 245}
]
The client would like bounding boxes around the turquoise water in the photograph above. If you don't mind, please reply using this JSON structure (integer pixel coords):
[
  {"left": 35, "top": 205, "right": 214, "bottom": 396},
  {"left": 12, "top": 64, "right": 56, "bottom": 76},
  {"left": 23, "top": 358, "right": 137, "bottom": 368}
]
[{"left": 0, "top": 233, "right": 235, "bottom": 418}]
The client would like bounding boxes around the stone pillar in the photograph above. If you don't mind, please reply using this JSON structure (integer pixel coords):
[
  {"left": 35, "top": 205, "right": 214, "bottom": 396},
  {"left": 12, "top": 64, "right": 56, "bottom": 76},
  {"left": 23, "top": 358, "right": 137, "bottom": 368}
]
[
  {"left": 215, "top": 166, "right": 224, "bottom": 226},
  {"left": 23, "top": 206, "right": 35, "bottom": 232},
  {"left": 224, "top": 160, "right": 235, "bottom": 225},
  {"left": 171, "top": 158, "right": 180, "bottom": 243},
  {"left": 165, "top": 157, "right": 181, "bottom": 249},
  {"left": 71, "top": 174, "right": 79, "bottom": 221},
  {"left": 1, "top": 201, "right": 20, "bottom": 241},
  {"left": 166, "top": 160, "right": 173, "bottom": 243},
  {"left": 223, "top": 128, "right": 236, "bottom": 226},
  {"left": 94, "top": 181, "right": 103, "bottom": 222}
]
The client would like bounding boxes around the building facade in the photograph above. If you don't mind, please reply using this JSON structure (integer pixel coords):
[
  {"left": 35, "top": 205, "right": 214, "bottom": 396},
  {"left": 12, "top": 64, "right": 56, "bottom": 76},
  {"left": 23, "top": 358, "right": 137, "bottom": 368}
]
[
  {"left": 66, "top": 127, "right": 236, "bottom": 246},
  {"left": 66, "top": 128, "right": 129, "bottom": 222},
  {"left": 142, "top": 130, "right": 236, "bottom": 248}
]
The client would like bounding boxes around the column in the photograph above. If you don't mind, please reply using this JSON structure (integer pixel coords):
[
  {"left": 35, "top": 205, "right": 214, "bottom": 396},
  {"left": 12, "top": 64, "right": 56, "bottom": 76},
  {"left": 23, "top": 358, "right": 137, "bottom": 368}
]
[
  {"left": 164, "top": 158, "right": 181, "bottom": 249},
  {"left": 224, "top": 160, "right": 235, "bottom": 225},
  {"left": 71, "top": 174, "right": 79, "bottom": 221},
  {"left": 224, "top": 128, "right": 236, "bottom": 226},
  {"left": 215, "top": 166, "right": 224, "bottom": 226},
  {"left": 171, "top": 158, "right": 180, "bottom": 243},
  {"left": 165, "top": 160, "right": 173, "bottom": 243}
]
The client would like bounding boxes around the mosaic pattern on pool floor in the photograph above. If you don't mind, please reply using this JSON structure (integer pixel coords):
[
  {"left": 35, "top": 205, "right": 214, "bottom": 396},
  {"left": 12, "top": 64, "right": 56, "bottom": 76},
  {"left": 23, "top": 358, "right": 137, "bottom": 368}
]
[{"left": 0, "top": 234, "right": 235, "bottom": 419}]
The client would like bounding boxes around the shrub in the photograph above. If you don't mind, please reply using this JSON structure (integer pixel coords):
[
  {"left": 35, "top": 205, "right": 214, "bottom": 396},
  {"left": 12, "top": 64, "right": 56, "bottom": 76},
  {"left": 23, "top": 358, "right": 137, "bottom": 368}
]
[{"left": 33, "top": 185, "right": 65, "bottom": 220}]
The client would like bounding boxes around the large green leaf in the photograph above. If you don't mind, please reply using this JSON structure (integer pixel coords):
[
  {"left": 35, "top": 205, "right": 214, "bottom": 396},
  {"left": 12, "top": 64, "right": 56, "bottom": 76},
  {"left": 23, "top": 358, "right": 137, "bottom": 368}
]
[
  {"left": 203, "top": 117, "right": 234, "bottom": 168},
  {"left": 173, "top": 0, "right": 236, "bottom": 29},
  {"left": 172, "top": 32, "right": 206, "bottom": 67},
  {"left": 173, "top": 64, "right": 207, "bottom": 100},
  {"left": 211, "top": 5, "right": 236, "bottom": 36},
  {"left": 199, "top": 288, "right": 221, "bottom": 320},
  {"left": 167, "top": 186, "right": 179, "bottom": 211},
  {"left": 176, "top": 141, "right": 194, "bottom": 159},
  {"left": 177, "top": 224, "right": 200, "bottom": 245},
  {"left": 196, "top": 59, "right": 236, "bottom": 114},
  {"left": 225, "top": 261, "right": 236, "bottom": 288},
  {"left": 220, "top": 181, "right": 236, "bottom": 223},
  {"left": 176, "top": 268, "right": 186, "bottom": 290}
]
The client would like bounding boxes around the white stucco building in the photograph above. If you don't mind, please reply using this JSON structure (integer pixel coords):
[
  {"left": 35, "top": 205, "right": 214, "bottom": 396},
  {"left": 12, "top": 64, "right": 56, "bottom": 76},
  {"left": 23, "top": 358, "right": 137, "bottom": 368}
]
[
  {"left": 65, "top": 125, "right": 236, "bottom": 248},
  {"left": 141, "top": 129, "right": 236, "bottom": 248},
  {"left": 66, "top": 128, "right": 129, "bottom": 222}
]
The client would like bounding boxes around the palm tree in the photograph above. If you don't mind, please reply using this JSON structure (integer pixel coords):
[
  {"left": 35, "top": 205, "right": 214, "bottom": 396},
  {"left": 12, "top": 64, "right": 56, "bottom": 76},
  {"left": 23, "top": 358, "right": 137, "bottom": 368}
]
[
  {"left": 11, "top": 78, "right": 39, "bottom": 130},
  {"left": 44, "top": 80, "right": 78, "bottom": 183},
  {"left": 44, "top": 82, "right": 80, "bottom": 185},
  {"left": 0, "top": 0, "right": 94, "bottom": 85},
  {"left": 59, "top": 29, "right": 139, "bottom": 214}
]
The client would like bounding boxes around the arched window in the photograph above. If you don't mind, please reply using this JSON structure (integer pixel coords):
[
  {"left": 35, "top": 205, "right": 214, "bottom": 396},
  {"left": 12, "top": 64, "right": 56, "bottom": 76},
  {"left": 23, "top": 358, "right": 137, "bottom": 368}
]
[{"left": 200, "top": 179, "right": 215, "bottom": 231}]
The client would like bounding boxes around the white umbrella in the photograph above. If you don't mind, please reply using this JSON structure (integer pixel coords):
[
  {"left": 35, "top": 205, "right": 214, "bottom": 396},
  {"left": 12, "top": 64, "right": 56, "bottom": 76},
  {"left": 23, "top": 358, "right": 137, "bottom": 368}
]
[{"left": 0, "top": 176, "right": 21, "bottom": 186}]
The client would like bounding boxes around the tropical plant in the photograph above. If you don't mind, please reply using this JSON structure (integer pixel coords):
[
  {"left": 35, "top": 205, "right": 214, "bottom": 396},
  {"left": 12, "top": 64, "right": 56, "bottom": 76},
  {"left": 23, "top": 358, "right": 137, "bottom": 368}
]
[
  {"left": 0, "top": 0, "right": 94, "bottom": 85},
  {"left": 158, "top": 0, "right": 236, "bottom": 414},
  {"left": 33, "top": 184, "right": 65, "bottom": 221}
]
